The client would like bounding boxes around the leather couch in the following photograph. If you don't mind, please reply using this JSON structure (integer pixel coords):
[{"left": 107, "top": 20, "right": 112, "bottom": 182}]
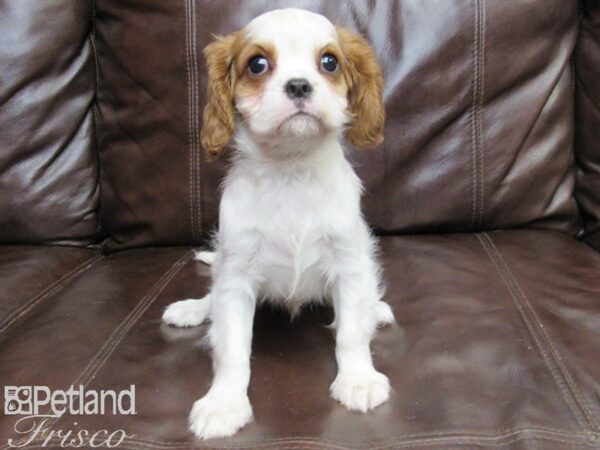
[{"left": 1, "top": 1, "right": 599, "bottom": 449}]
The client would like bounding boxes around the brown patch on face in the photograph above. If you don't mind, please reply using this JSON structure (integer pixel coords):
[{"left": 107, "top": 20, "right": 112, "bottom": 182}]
[
  {"left": 201, "top": 33, "right": 277, "bottom": 159},
  {"left": 233, "top": 42, "right": 277, "bottom": 102},
  {"left": 201, "top": 30, "right": 245, "bottom": 159},
  {"left": 316, "top": 43, "right": 348, "bottom": 96},
  {"left": 336, "top": 26, "right": 385, "bottom": 149}
]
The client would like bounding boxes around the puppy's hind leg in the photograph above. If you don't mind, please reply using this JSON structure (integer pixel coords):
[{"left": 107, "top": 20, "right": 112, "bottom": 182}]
[
  {"left": 375, "top": 301, "right": 395, "bottom": 326},
  {"left": 194, "top": 250, "right": 216, "bottom": 265},
  {"left": 162, "top": 294, "right": 212, "bottom": 328}
]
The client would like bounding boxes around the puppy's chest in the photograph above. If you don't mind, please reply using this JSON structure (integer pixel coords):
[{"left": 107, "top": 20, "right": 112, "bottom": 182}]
[
  {"left": 259, "top": 222, "right": 332, "bottom": 302},
  {"left": 259, "top": 198, "right": 333, "bottom": 261},
  {"left": 254, "top": 188, "right": 340, "bottom": 301}
]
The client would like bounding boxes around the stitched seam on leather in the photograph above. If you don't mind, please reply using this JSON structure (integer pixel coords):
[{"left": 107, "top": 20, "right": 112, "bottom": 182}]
[
  {"left": 477, "top": 0, "right": 486, "bottom": 227},
  {"left": 190, "top": 0, "right": 203, "bottom": 242},
  {"left": 483, "top": 233, "right": 600, "bottom": 431},
  {"left": 88, "top": 438, "right": 599, "bottom": 450},
  {"left": 470, "top": 0, "right": 485, "bottom": 229},
  {"left": 470, "top": 0, "right": 478, "bottom": 229},
  {"left": 29, "top": 429, "right": 597, "bottom": 450},
  {"left": 35, "top": 251, "right": 194, "bottom": 437},
  {"left": 9, "top": 425, "right": 597, "bottom": 450},
  {"left": 23, "top": 427, "right": 593, "bottom": 450},
  {"left": 469, "top": 1, "right": 477, "bottom": 228},
  {"left": 119, "top": 425, "right": 589, "bottom": 445},
  {"left": 477, "top": 233, "right": 593, "bottom": 433},
  {"left": 190, "top": 0, "right": 199, "bottom": 244},
  {"left": 66, "top": 251, "right": 192, "bottom": 386},
  {"left": 129, "top": 428, "right": 595, "bottom": 448},
  {"left": 185, "top": 0, "right": 194, "bottom": 242},
  {"left": 0, "top": 254, "right": 103, "bottom": 337},
  {"left": 488, "top": 234, "right": 600, "bottom": 431},
  {"left": 185, "top": 0, "right": 199, "bottom": 245}
]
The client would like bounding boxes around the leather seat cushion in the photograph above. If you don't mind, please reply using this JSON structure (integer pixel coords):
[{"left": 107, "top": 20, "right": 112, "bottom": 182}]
[
  {"left": 1, "top": 231, "right": 598, "bottom": 449},
  {"left": 0, "top": 246, "right": 100, "bottom": 337}
]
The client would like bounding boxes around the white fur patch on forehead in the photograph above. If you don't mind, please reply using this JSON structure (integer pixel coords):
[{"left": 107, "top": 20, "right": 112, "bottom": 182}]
[{"left": 245, "top": 8, "right": 336, "bottom": 45}]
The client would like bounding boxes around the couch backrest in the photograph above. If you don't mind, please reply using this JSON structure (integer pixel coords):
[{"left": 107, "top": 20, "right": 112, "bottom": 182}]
[
  {"left": 0, "top": 0, "right": 101, "bottom": 246},
  {"left": 94, "top": 0, "right": 582, "bottom": 251},
  {"left": 0, "top": 1, "right": 587, "bottom": 250},
  {"left": 575, "top": 0, "right": 600, "bottom": 251}
]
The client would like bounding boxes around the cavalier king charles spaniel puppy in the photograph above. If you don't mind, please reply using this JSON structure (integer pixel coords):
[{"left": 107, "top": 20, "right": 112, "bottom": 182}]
[{"left": 163, "top": 8, "right": 394, "bottom": 440}]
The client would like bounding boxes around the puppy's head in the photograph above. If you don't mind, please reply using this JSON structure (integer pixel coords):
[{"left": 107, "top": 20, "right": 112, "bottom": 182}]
[{"left": 201, "top": 8, "right": 384, "bottom": 158}]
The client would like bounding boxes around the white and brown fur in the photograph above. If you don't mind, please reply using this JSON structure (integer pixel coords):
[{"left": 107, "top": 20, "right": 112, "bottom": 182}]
[{"left": 163, "top": 8, "right": 394, "bottom": 439}]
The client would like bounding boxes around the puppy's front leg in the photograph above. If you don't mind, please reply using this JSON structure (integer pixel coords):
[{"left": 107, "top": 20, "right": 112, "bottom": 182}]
[
  {"left": 330, "top": 263, "right": 390, "bottom": 412},
  {"left": 189, "top": 280, "right": 256, "bottom": 439}
]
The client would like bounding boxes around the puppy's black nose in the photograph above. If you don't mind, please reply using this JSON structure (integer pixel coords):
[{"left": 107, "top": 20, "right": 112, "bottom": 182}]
[{"left": 285, "top": 78, "right": 312, "bottom": 100}]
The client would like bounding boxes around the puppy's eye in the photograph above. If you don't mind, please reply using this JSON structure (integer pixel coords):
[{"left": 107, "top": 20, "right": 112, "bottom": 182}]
[
  {"left": 320, "top": 54, "right": 338, "bottom": 73},
  {"left": 248, "top": 56, "right": 269, "bottom": 75}
]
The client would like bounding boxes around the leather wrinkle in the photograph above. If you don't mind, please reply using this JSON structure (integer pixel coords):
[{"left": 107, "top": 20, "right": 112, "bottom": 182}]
[
  {"left": 478, "top": 233, "right": 600, "bottom": 434},
  {"left": 41, "top": 89, "right": 93, "bottom": 176},
  {"left": 0, "top": 254, "right": 103, "bottom": 338},
  {"left": 575, "top": 69, "right": 600, "bottom": 114},
  {"left": 511, "top": 61, "right": 574, "bottom": 181},
  {"left": 107, "top": 47, "right": 169, "bottom": 108},
  {"left": 96, "top": 30, "right": 181, "bottom": 125},
  {"left": 92, "top": 44, "right": 166, "bottom": 160},
  {"left": 90, "top": 0, "right": 106, "bottom": 239}
]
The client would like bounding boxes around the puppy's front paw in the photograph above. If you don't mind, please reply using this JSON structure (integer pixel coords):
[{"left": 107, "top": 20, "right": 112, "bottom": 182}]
[
  {"left": 162, "top": 297, "right": 210, "bottom": 328},
  {"left": 330, "top": 370, "right": 390, "bottom": 413},
  {"left": 189, "top": 392, "right": 253, "bottom": 439}
]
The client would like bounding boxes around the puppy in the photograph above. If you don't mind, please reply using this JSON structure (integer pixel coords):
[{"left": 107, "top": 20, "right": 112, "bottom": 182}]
[{"left": 163, "top": 8, "right": 394, "bottom": 440}]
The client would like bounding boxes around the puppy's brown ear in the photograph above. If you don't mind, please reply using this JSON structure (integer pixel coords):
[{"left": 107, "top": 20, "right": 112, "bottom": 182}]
[
  {"left": 337, "top": 27, "right": 385, "bottom": 149},
  {"left": 201, "top": 33, "right": 240, "bottom": 159}
]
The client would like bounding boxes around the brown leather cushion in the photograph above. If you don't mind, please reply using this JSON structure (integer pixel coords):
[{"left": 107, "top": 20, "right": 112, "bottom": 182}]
[
  {"left": 94, "top": 0, "right": 582, "bottom": 251},
  {"left": 0, "top": 1, "right": 101, "bottom": 246},
  {"left": 1, "top": 231, "right": 598, "bottom": 448},
  {"left": 575, "top": 1, "right": 600, "bottom": 251},
  {"left": 0, "top": 246, "right": 99, "bottom": 337}
]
